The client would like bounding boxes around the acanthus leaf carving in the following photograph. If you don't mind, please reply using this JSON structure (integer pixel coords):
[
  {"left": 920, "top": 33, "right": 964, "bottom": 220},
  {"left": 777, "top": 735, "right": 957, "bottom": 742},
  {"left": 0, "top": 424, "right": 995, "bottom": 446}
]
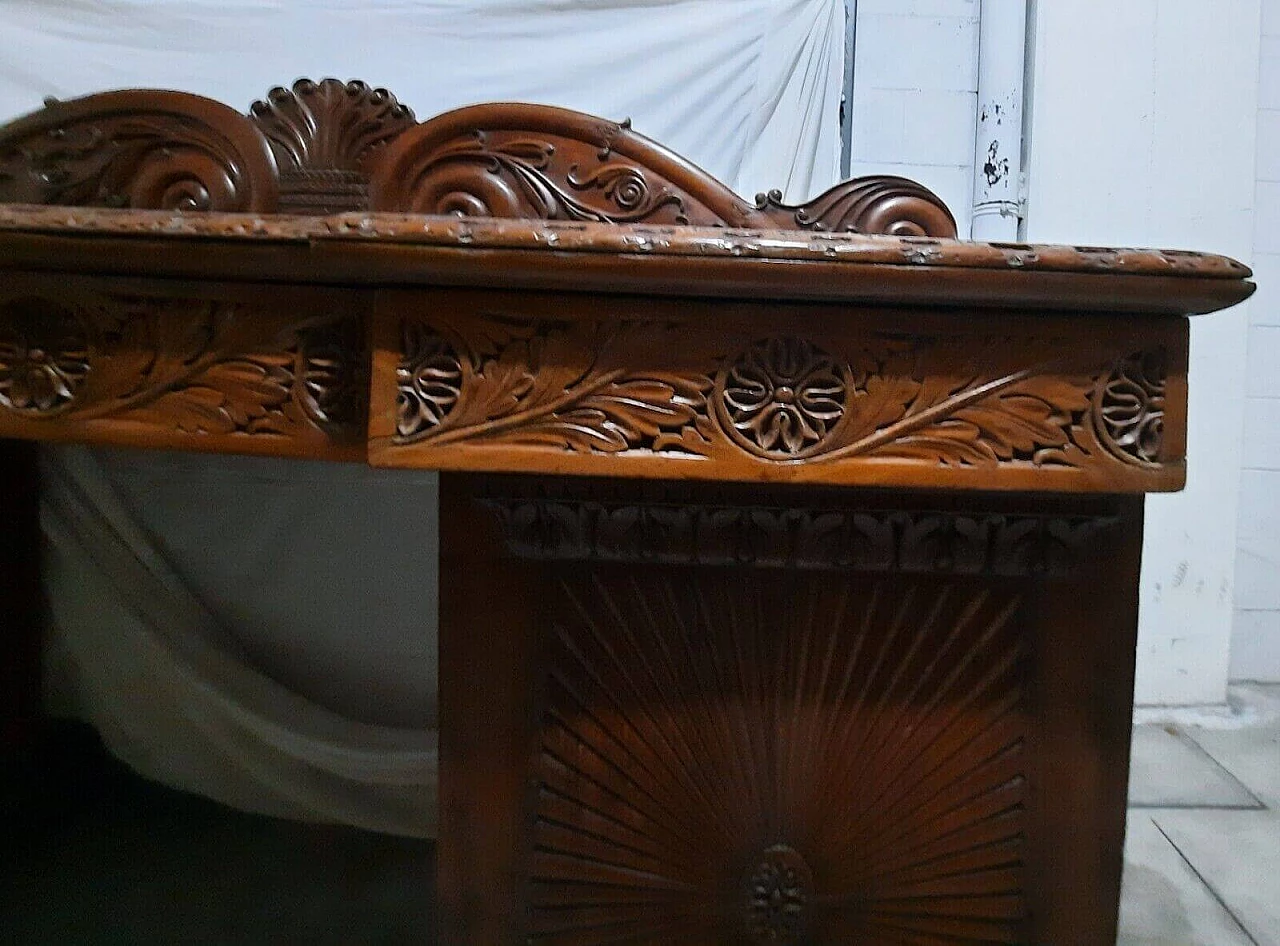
[
  {"left": 394, "top": 316, "right": 713, "bottom": 455},
  {"left": 754, "top": 175, "right": 958, "bottom": 238},
  {"left": 394, "top": 310, "right": 1169, "bottom": 484},
  {"left": 0, "top": 93, "right": 277, "bottom": 211},
  {"left": 1, "top": 83, "right": 964, "bottom": 231},
  {"left": 0, "top": 297, "right": 91, "bottom": 416},
  {"left": 0, "top": 293, "right": 363, "bottom": 442},
  {"left": 397, "top": 130, "right": 691, "bottom": 223}
]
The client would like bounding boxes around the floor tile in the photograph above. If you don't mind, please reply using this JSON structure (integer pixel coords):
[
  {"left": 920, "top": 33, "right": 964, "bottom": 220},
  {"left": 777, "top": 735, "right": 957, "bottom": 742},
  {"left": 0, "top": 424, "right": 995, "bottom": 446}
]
[
  {"left": 1118, "top": 814, "right": 1257, "bottom": 945},
  {"left": 1128, "top": 723, "right": 1263, "bottom": 809},
  {"left": 1186, "top": 685, "right": 1280, "bottom": 807},
  {"left": 1153, "top": 808, "right": 1280, "bottom": 946}
]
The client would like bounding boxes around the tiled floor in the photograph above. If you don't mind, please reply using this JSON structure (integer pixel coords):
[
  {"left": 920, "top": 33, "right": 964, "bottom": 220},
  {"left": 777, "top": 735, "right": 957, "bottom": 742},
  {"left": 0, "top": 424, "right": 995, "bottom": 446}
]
[{"left": 1120, "top": 683, "right": 1280, "bottom": 945}]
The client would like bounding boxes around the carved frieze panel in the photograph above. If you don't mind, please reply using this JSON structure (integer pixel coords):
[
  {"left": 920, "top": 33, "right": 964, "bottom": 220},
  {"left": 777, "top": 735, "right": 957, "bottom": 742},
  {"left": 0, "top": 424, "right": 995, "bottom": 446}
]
[
  {"left": 369, "top": 289, "right": 1188, "bottom": 492},
  {"left": 0, "top": 281, "right": 366, "bottom": 459},
  {"left": 528, "top": 569, "right": 1028, "bottom": 943},
  {"left": 478, "top": 496, "right": 1113, "bottom": 577}
]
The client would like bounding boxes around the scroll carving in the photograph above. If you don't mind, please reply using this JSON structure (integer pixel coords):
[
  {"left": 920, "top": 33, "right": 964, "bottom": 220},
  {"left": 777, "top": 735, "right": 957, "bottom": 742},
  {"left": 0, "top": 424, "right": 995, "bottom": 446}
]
[
  {"left": 754, "top": 175, "right": 958, "bottom": 237},
  {"left": 392, "top": 316, "right": 712, "bottom": 455},
  {"left": 479, "top": 496, "right": 1113, "bottom": 576},
  {"left": 0, "top": 91, "right": 278, "bottom": 211},
  {"left": 371, "top": 119, "right": 707, "bottom": 224},
  {"left": 0, "top": 80, "right": 959, "bottom": 234},
  {"left": 1093, "top": 349, "right": 1166, "bottom": 465},
  {"left": 0, "top": 292, "right": 363, "bottom": 443},
  {"left": 388, "top": 308, "right": 1178, "bottom": 486},
  {"left": 529, "top": 571, "right": 1028, "bottom": 942}
]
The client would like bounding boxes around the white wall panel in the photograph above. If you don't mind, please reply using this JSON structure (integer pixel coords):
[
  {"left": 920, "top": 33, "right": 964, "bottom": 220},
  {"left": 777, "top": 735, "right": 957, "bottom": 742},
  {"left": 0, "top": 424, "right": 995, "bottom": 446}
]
[
  {"left": 849, "top": 2, "right": 979, "bottom": 232},
  {"left": 1028, "top": 0, "right": 1261, "bottom": 705},
  {"left": 1235, "top": 0, "right": 1280, "bottom": 682}
]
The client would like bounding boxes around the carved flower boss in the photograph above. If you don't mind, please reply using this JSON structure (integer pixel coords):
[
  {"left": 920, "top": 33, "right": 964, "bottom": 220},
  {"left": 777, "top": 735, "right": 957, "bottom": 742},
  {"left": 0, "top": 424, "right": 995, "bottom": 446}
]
[
  {"left": 721, "top": 336, "right": 850, "bottom": 457},
  {"left": 0, "top": 298, "right": 90, "bottom": 415},
  {"left": 396, "top": 322, "right": 463, "bottom": 437}
]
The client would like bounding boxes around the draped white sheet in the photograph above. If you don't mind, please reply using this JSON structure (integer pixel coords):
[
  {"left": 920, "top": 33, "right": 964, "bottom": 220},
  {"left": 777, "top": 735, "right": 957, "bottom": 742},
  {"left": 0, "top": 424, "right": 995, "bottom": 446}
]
[{"left": 5, "top": 0, "right": 845, "bottom": 837}]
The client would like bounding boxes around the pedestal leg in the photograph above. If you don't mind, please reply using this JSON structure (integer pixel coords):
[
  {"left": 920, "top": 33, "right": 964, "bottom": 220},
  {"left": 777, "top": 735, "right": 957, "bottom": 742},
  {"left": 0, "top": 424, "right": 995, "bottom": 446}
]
[{"left": 438, "top": 475, "right": 1143, "bottom": 945}]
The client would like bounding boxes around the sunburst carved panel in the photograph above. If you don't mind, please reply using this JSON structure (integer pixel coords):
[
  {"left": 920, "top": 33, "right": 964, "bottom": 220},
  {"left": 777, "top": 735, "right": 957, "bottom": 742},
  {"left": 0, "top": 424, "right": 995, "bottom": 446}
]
[{"left": 529, "top": 570, "right": 1028, "bottom": 943}]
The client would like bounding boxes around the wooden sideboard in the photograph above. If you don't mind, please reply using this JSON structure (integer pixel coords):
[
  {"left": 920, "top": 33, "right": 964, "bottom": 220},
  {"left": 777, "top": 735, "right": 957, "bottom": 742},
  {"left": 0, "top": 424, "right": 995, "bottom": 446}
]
[{"left": 0, "top": 79, "right": 1255, "bottom": 943}]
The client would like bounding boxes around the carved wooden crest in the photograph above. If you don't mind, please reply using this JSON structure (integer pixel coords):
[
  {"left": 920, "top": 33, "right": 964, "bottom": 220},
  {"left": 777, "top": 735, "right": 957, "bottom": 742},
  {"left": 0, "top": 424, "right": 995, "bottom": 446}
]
[{"left": 0, "top": 78, "right": 957, "bottom": 236}]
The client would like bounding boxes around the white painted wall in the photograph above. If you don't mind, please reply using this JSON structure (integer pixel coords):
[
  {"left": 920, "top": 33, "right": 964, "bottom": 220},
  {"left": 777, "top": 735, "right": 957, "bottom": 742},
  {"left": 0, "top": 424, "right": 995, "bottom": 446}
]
[
  {"left": 1025, "top": 0, "right": 1260, "bottom": 705},
  {"left": 1233, "top": 0, "right": 1280, "bottom": 683},
  {"left": 849, "top": 0, "right": 980, "bottom": 234}
]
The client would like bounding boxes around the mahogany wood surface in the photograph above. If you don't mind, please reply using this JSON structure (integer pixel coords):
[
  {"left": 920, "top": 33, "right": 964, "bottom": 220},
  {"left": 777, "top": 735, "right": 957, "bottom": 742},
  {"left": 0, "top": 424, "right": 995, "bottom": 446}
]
[{"left": 0, "top": 80, "right": 1257, "bottom": 943}]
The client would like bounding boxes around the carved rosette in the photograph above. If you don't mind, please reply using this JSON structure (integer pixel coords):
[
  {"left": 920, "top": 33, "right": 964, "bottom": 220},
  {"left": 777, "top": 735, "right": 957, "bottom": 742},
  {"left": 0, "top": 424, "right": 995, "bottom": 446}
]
[
  {"left": 1093, "top": 350, "right": 1166, "bottom": 466},
  {"left": 0, "top": 298, "right": 91, "bottom": 416},
  {"left": 718, "top": 337, "right": 851, "bottom": 458},
  {"left": 744, "top": 846, "right": 813, "bottom": 945}
]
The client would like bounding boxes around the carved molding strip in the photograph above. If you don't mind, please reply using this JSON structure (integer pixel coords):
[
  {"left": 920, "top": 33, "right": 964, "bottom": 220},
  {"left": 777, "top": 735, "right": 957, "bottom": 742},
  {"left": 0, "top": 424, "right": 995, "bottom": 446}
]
[
  {"left": 479, "top": 497, "right": 1115, "bottom": 576},
  {"left": 530, "top": 571, "right": 1028, "bottom": 942},
  {"left": 0, "top": 79, "right": 958, "bottom": 236},
  {"left": 0, "top": 292, "right": 364, "bottom": 447},
  {"left": 386, "top": 307, "right": 1178, "bottom": 488}
]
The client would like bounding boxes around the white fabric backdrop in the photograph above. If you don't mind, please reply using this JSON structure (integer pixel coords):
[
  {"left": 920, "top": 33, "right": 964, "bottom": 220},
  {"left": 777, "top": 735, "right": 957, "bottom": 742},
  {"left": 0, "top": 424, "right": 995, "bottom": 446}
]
[{"left": 3, "top": 0, "right": 846, "bottom": 837}]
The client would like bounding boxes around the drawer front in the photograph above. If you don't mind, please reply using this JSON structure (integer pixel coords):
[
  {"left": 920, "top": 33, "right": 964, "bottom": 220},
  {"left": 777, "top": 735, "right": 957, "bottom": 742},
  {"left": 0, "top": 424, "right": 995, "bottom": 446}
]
[
  {"left": 369, "top": 287, "right": 1188, "bottom": 493},
  {"left": 0, "top": 274, "right": 367, "bottom": 461}
]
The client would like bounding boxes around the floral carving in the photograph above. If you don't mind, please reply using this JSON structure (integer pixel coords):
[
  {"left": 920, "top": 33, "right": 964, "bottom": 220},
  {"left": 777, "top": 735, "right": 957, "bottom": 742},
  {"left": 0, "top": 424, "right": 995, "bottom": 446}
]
[
  {"left": 1094, "top": 350, "right": 1165, "bottom": 465},
  {"left": 398, "top": 131, "right": 689, "bottom": 222},
  {"left": 396, "top": 323, "right": 463, "bottom": 437},
  {"left": 393, "top": 316, "right": 712, "bottom": 453},
  {"left": 382, "top": 311, "right": 1181, "bottom": 490},
  {"left": 719, "top": 337, "right": 850, "bottom": 458},
  {"left": 0, "top": 298, "right": 90, "bottom": 416},
  {"left": 745, "top": 846, "right": 812, "bottom": 945},
  {"left": 0, "top": 294, "right": 363, "bottom": 449},
  {"left": 295, "top": 318, "right": 365, "bottom": 429}
]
